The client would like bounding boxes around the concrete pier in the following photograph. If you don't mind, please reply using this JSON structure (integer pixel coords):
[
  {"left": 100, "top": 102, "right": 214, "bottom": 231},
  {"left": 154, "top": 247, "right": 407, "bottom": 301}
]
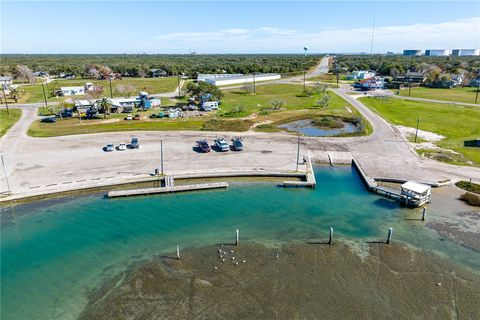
[
  {"left": 283, "top": 153, "right": 316, "bottom": 188},
  {"left": 108, "top": 182, "right": 229, "bottom": 198}
]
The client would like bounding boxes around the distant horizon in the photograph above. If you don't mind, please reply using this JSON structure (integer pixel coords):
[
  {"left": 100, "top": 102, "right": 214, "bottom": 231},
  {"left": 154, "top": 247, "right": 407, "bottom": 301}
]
[{"left": 1, "top": 1, "right": 478, "bottom": 54}]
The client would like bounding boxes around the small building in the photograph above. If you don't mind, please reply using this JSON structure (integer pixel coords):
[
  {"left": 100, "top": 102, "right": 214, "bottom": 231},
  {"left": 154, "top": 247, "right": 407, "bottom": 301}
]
[
  {"left": 452, "top": 49, "right": 480, "bottom": 56},
  {"left": 400, "top": 181, "right": 431, "bottom": 207},
  {"left": 425, "top": 49, "right": 451, "bottom": 56},
  {"left": 61, "top": 86, "right": 85, "bottom": 96},
  {"left": 149, "top": 69, "right": 167, "bottom": 78},
  {"left": 74, "top": 100, "right": 95, "bottom": 115},
  {"left": 0, "top": 76, "right": 13, "bottom": 87},
  {"left": 200, "top": 101, "right": 219, "bottom": 111},
  {"left": 403, "top": 49, "right": 423, "bottom": 56},
  {"left": 346, "top": 70, "right": 375, "bottom": 80},
  {"left": 359, "top": 77, "right": 385, "bottom": 90},
  {"left": 396, "top": 71, "right": 427, "bottom": 83}
]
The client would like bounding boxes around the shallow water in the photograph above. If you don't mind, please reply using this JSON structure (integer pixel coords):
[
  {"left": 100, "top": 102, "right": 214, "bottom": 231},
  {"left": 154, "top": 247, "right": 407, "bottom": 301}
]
[
  {"left": 1, "top": 166, "right": 479, "bottom": 320},
  {"left": 278, "top": 119, "right": 359, "bottom": 136}
]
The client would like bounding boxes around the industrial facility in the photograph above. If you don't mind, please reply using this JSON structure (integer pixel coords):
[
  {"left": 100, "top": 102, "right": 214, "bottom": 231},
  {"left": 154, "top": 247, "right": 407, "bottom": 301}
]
[
  {"left": 197, "top": 73, "right": 281, "bottom": 86},
  {"left": 403, "top": 49, "right": 479, "bottom": 56}
]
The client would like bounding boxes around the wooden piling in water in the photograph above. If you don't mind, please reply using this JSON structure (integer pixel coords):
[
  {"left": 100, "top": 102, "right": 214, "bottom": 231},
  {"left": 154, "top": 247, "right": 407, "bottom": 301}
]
[
  {"left": 176, "top": 245, "right": 180, "bottom": 260},
  {"left": 328, "top": 227, "right": 333, "bottom": 245},
  {"left": 235, "top": 229, "right": 239, "bottom": 246},
  {"left": 386, "top": 227, "right": 393, "bottom": 244},
  {"left": 421, "top": 207, "right": 426, "bottom": 221}
]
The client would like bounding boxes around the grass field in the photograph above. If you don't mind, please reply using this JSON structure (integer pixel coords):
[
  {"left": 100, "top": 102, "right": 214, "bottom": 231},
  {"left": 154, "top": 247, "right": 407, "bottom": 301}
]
[
  {"left": 0, "top": 108, "right": 22, "bottom": 137},
  {"left": 28, "top": 84, "right": 371, "bottom": 137},
  {"left": 14, "top": 77, "right": 179, "bottom": 104},
  {"left": 394, "top": 87, "right": 479, "bottom": 105},
  {"left": 360, "top": 96, "right": 480, "bottom": 166}
]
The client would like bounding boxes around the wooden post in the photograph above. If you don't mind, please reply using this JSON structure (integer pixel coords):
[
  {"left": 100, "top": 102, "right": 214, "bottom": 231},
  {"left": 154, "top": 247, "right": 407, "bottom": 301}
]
[
  {"left": 386, "top": 227, "right": 393, "bottom": 244},
  {"left": 176, "top": 245, "right": 180, "bottom": 260},
  {"left": 235, "top": 228, "right": 239, "bottom": 246},
  {"left": 421, "top": 207, "right": 427, "bottom": 221},
  {"left": 328, "top": 227, "right": 333, "bottom": 245}
]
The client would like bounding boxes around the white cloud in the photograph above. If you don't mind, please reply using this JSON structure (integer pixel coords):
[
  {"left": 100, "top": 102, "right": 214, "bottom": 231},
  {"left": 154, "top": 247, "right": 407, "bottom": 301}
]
[{"left": 154, "top": 17, "right": 480, "bottom": 53}]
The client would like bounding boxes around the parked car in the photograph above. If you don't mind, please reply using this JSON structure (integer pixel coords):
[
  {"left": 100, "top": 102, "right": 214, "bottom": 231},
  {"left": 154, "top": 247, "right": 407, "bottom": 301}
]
[
  {"left": 117, "top": 143, "right": 127, "bottom": 151},
  {"left": 130, "top": 137, "right": 139, "bottom": 149},
  {"left": 60, "top": 109, "right": 73, "bottom": 118},
  {"left": 214, "top": 138, "right": 229, "bottom": 152},
  {"left": 124, "top": 114, "right": 133, "bottom": 120},
  {"left": 133, "top": 114, "right": 141, "bottom": 120},
  {"left": 196, "top": 139, "right": 211, "bottom": 153},
  {"left": 41, "top": 116, "right": 56, "bottom": 123},
  {"left": 105, "top": 143, "right": 114, "bottom": 152},
  {"left": 231, "top": 137, "right": 244, "bottom": 151}
]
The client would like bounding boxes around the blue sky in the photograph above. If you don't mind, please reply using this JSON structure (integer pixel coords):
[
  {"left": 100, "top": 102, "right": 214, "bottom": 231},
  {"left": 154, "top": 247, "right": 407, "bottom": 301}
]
[{"left": 1, "top": 1, "right": 479, "bottom": 53}]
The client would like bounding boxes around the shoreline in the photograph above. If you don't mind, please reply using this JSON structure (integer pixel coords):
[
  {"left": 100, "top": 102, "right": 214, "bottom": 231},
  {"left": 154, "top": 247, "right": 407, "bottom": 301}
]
[{"left": 80, "top": 240, "right": 480, "bottom": 320}]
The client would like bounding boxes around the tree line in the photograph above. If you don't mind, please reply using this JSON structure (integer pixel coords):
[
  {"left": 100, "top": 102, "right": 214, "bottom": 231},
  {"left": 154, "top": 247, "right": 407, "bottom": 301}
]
[
  {"left": 331, "top": 55, "right": 480, "bottom": 81},
  {"left": 0, "top": 54, "right": 321, "bottom": 78}
]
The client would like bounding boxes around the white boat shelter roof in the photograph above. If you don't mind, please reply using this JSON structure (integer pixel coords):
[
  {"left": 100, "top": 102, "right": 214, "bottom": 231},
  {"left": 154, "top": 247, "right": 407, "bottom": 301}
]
[{"left": 401, "top": 181, "right": 430, "bottom": 194}]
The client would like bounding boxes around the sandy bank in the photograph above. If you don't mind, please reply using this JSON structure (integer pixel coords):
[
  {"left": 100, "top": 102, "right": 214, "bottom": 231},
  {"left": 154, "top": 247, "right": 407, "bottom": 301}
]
[{"left": 80, "top": 242, "right": 480, "bottom": 320}]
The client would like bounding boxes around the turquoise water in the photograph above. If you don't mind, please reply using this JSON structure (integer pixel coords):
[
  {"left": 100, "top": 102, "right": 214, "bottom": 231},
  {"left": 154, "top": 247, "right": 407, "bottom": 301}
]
[{"left": 1, "top": 166, "right": 478, "bottom": 320}]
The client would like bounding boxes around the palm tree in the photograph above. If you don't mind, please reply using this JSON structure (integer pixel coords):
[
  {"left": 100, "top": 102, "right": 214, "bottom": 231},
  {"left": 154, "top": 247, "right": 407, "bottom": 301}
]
[{"left": 98, "top": 97, "right": 111, "bottom": 119}]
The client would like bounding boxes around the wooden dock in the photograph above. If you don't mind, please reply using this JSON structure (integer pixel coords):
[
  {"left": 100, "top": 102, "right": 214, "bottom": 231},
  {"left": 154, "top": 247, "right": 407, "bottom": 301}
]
[{"left": 108, "top": 182, "right": 229, "bottom": 198}]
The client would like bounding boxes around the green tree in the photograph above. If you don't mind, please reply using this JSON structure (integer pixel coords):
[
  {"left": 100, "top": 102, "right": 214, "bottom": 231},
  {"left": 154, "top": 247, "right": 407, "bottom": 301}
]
[
  {"left": 316, "top": 94, "right": 330, "bottom": 108},
  {"left": 9, "top": 87, "right": 24, "bottom": 103},
  {"left": 186, "top": 82, "right": 223, "bottom": 101},
  {"left": 98, "top": 97, "right": 111, "bottom": 118}
]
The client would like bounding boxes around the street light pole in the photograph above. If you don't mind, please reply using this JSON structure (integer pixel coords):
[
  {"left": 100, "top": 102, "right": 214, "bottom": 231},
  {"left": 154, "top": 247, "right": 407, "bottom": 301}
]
[
  {"left": 41, "top": 82, "right": 48, "bottom": 106},
  {"left": 160, "top": 138, "right": 164, "bottom": 175},
  {"left": 296, "top": 135, "right": 301, "bottom": 171},
  {"left": 414, "top": 117, "right": 420, "bottom": 142},
  {"left": 1, "top": 86, "right": 9, "bottom": 115}
]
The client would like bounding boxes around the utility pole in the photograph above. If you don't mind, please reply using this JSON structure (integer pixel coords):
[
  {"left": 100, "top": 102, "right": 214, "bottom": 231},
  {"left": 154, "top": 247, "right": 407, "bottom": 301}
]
[
  {"left": 1, "top": 86, "right": 9, "bottom": 115},
  {"left": 177, "top": 75, "right": 181, "bottom": 97},
  {"left": 253, "top": 72, "right": 256, "bottom": 94},
  {"left": 296, "top": 135, "right": 301, "bottom": 171},
  {"left": 370, "top": 17, "right": 375, "bottom": 55},
  {"left": 109, "top": 75, "right": 113, "bottom": 98},
  {"left": 160, "top": 138, "right": 164, "bottom": 175},
  {"left": 41, "top": 82, "right": 48, "bottom": 106},
  {"left": 408, "top": 83, "right": 412, "bottom": 97},
  {"left": 303, "top": 69, "right": 306, "bottom": 92},
  {"left": 476, "top": 83, "right": 479, "bottom": 104},
  {"left": 414, "top": 117, "right": 420, "bottom": 142}
]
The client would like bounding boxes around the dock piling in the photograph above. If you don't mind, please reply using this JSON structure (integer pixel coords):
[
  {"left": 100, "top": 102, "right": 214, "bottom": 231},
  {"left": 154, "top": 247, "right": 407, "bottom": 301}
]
[
  {"left": 176, "top": 245, "right": 180, "bottom": 260},
  {"left": 421, "top": 207, "right": 427, "bottom": 221},
  {"left": 386, "top": 227, "right": 393, "bottom": 244},
  {"left": 328, "top": 227, "right": 333, "bottom": 245},
  {"left": 235, "top": 228, "right": 239, "bottom": 246}
]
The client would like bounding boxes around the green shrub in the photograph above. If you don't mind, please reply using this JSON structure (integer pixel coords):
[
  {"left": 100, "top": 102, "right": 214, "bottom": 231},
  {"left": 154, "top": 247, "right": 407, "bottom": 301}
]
[
  {"left": 455, "top": 181, "right": 480, "bottom": 194},
  {"left": 459, "top": 192, "right": 480, "bottom": 206}
]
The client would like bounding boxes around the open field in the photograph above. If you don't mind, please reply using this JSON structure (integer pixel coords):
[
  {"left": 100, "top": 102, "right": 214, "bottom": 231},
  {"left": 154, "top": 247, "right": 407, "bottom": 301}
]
[
  {"left": 15, "top": 77, "right": 179, "bottom": 104},
  {"left": 395, "top": 87, "right": 479, "bottom": 104},
  {"left": 28, "top": 84, "right": 371, "bottom": 137},
  {"left": 0, "top": 109, "right": 22, "bottom": 137},
  {"left": 360, "top": 96, "right": 480, "bottom": 166}
]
